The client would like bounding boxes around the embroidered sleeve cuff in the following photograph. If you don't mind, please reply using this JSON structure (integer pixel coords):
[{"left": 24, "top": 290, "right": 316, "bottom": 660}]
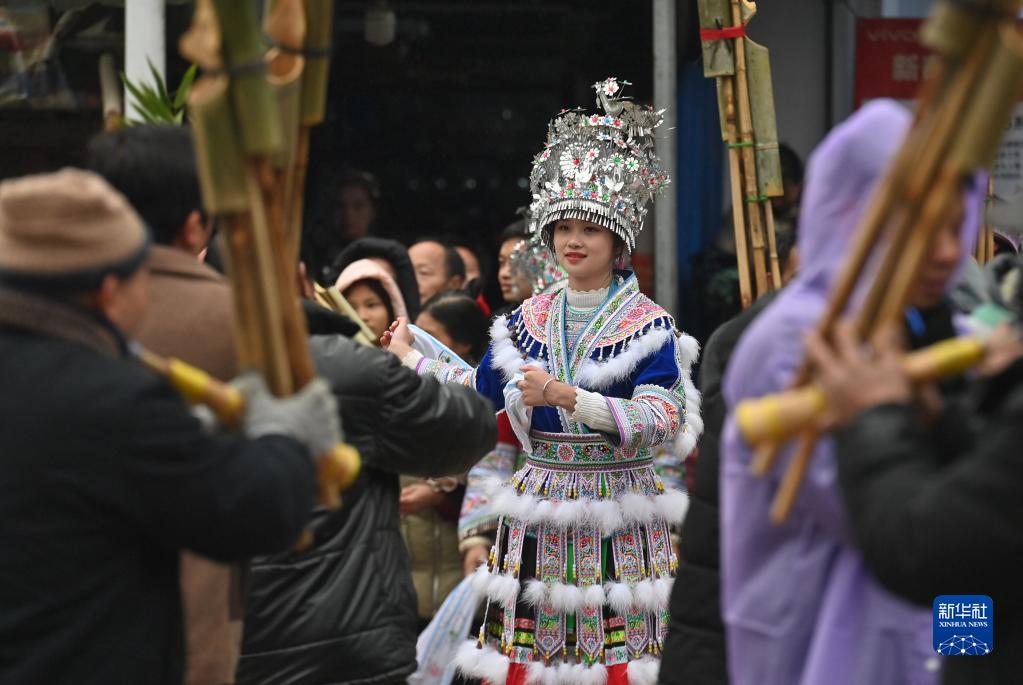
[
  {"left": 571, "top": 388, "right": 620, "bottom": 436},
  {"left": 401, "top": 349, "right": 424, "bottom": 371}
]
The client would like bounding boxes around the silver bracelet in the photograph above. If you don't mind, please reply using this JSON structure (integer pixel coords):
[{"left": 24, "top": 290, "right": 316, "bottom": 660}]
[{"left": 541, "top": 378, "right": 558, "bottom": 406}]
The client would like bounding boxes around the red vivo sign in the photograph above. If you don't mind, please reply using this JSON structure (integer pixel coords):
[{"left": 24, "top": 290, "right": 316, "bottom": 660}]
[{"left": 854, "top": 18, "right": 929, "bottom": 107}]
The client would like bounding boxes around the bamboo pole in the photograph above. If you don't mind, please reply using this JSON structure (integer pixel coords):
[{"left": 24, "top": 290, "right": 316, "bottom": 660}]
[
  {"left": 764, "top": 205, "right": 782, "bottom": 289},
  {"left": 722, "top": 78, "right": 755, "bottom": 310},
  {"left": 763, "top": 13, "right": 1023, "bottom": 522},
  {"left": 750, "top": 26, "right": 993, "bottom": 479},
  {"left": 184, "top": 0, "right": 359, "bottom": 518},
  {"left": 285, "top": 0, "right": 335, "bottom": 269},
  {"left": 135, "top": 345, "right": 246, "bottom": 428},
  {"left": 730, "top": 0, "right": 769, "bottom": 297},
  {"left": 737, "top": 335, "right": 988, "bottom": 446},
  {"left": 314, "top": 283, "right": 378, "bottom": 346}
]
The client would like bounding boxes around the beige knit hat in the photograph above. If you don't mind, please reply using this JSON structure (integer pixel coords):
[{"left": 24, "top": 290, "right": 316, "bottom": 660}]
[{"left": 0, "top": 168, "right": 149, "bottom": 287}]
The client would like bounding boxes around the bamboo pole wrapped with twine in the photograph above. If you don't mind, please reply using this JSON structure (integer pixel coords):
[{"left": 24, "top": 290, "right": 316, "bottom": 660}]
[
  {"left": 181, "top": 0, "right": 359, "bottom": 523},
  {"left": 737, "top": 0, "right": 1023, "bottom": 524},
  {"left": 697, "top": 0, "right": 784, "bottom": 309}
]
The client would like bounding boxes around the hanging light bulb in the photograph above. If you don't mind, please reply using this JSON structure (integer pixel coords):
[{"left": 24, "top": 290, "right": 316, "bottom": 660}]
[{"left": 365, "top": 0, "right": 395, "bottom": 46}]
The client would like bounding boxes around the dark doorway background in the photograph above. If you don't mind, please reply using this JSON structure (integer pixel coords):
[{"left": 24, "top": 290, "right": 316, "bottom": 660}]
[{"left": 303, "top": 0, "right": 655, "bottom": 294}]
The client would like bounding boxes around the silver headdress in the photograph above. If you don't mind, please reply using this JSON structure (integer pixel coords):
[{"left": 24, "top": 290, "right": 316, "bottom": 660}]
[
  {"left": 508, "top": 235, "right": 568, "bottom": 296},
  {"left": 528, "top": 77, "right": 670, "bottom": 252}
]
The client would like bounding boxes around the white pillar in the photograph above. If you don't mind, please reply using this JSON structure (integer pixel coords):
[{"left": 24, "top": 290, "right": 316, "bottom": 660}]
[
  {"left": 652, "top": 0, "right": 678, "bottom": 316},
  {"left": 124, "top": 0, "right": 166, "bottom": 116}
]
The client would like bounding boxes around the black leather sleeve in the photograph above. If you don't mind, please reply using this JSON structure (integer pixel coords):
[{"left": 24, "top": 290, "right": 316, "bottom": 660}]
[{"left": 310, "top": 335, "right": 497, "bottom": 477}]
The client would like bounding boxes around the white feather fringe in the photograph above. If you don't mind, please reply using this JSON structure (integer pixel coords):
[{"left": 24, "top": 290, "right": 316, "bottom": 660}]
[
  {"left": 634, "top": 579, "right": 656, "bottom": 611},
  {"left": 620, "top": 492, "right": 657, "bottom": 523},
  {"left": 550, "top": 583, "right": 585, "bottom": 613},
  {"left": 527, "top": 660, "right": 547, "bottom": 685},
  {"left": 484, "top": 482, "right": 688, "bottom": 531},
  {"left": 654, "top": 577, "right": 674, "bottom": 606},
  {"left": 653, "top": 488, "right": 689, "bottom": 525},
  {"left": 574, "top": 328, "right": 674, "bottom": 391},
  {"left": 523, "top": 579, "right": 547, "bottom": 607},
  {"left": 496, "top": 576, "right": 669, "bottom": 613},
  {"left": 584, "top": 583, "right": 607, "bottom": 608},
  {"left": 626, "top": 657, "right": 661, "bottom": 685},
  {"left": 455, "top": 640, "right": 511, "bottom": 685},
  {"left": 487, "top": 572, "right": 522, "bottom": 605},
  {"left": 471, "top": 563, "right": 493, "bottom": 598},
  {"left": 605, "top": 581, "right": 633, "bottom": 614}
]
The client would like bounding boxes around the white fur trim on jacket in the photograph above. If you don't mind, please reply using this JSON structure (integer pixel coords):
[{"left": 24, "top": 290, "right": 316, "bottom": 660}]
[
  {"left": 574, "top": 328, "right": 674, "bottom": 391},
  {"left": 455, "top": 641, "right": 511, "bottom": 685},
  {"left": 675, "top": 333, "right": 703, "bottom": 461},
  {"left": 490, "top": 315, "right": 548, "bottom": 382},
  {"left": 485, "top": 480, "right": 689, "bottom": 532}
]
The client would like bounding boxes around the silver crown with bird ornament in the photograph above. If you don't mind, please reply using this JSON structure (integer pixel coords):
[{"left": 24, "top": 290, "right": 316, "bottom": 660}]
[{"left": 528, "top": 77, "right": 670, "bottom": 252}]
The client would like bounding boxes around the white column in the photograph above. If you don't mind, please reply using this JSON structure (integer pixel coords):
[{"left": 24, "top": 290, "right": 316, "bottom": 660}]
[
  {"left": 652, "top": 0, "right": 678, "bottom": 316},
  {"left": 124, "top": 0, "right": 166, "bottom": 116}
]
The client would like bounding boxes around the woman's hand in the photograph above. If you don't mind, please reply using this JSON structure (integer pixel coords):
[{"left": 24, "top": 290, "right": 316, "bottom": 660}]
[
  {"left": 398, "top": 481, "right": 444, "bottom": 515},
  {"left": 804, "top": 320, "right": 911, "bottom": 429},
  {"left": 381, "top": 317, "right": 414, "bottom": 358},
  {"left": 977, "top": 322, "right": 1023, "bottom": 377},
  {"left": 517, "top": 366, "right": 577, "bottom": 410},
  {"left": 463, "top": 544, "right": 490, "bottom": 576}
]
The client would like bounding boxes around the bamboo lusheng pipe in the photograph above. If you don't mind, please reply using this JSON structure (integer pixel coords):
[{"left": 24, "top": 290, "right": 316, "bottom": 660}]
[
  {"left": 765, "top": 11, "right": 1023, "bottom": 523},
  {"left": 736, "top": 336, "right": 987, "bottom": 447},
  {"left": 184, "top": 0, "right": 359, "bottom": 514},
  {"left": 98, "top": 53, "right": 122, "bottom": 131},
  {"left": 313, "top": 283, "right": 378, "bottom": 347},
  {"left": 729, "top": 0, "right": 772, "bottom": 298},
  {"left": 133, "top": 344, "right": 246, "bottom": 428},
  {"left": 721, "top": 77, "right": 755, "bottom": 310},
  {"left": 284, "top": 0, "right": 336, "bottom": 268},
  {"left": 749, "top": 13, "right": 1001, "bottom": 481}
]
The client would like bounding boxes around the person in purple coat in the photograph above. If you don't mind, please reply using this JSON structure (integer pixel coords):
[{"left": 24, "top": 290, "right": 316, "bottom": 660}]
[{"left": 719, "top": 99, "right": 985, "bottom": 685}]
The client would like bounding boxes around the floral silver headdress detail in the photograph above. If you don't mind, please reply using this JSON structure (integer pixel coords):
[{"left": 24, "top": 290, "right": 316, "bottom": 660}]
[
  {"left": 508, "top": 235, "right": 568, "bottom": 296},
  {"left": 528, "top": 77, "right": 670, "bottom": 252}
]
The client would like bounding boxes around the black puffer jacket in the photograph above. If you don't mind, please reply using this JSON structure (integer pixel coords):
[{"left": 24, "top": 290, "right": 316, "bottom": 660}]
[
  {"left": 836, "top": 358, "right": 1023, "bottom": 685},
  {"left": 236, "top": 335, "right": 497, "bottom": 685},
  {"left": 660, "top": 292, "right": 776, "bottom": 685}
]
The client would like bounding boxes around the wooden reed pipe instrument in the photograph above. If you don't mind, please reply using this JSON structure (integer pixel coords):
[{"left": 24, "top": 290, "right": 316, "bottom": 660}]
[
  {"left": 132, "top": 344, "right": 246, "bottom": 429},
  {"left": 750, "top": 4, "right": 1007, "bottom": 480},
  {"left": 735, "top": 335, "right": 989, "bottom": 447},
  {"left": 182, "top": 0, "right": 360, "bottom": 521},
  {"left": 697, "top": 0, "right": 785, "bottom": 307},
  {"left": 765, "top": 10, "right": 1023, "bottom": 524}
]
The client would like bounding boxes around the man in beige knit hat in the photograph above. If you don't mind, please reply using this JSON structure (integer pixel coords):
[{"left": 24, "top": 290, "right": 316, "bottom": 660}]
[
  {"left": 88, "top": 123, "right": 244, "bottom": 685},
  {"left": 0, "top": 168, "right": 340, "bottom": 685}
]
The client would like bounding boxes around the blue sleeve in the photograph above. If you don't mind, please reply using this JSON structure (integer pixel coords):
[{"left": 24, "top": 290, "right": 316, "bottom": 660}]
[
  {"left": 602, "top": 337, "right": 687, "bottom": 452},
  {"left": 415, "top": 341, "right": 507, "bottom": 412}
]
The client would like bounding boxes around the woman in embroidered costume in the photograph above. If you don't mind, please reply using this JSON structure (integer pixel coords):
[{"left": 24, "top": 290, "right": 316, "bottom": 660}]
[{"left": 384, "top": 78, "right": 702, "bottom": 685}]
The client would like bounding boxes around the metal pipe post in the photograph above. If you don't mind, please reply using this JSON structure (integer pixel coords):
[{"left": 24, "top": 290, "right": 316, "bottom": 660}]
[
  {"left": 124, "top": 0, "right": 166, "bottom": 116},
  {"left": 653, "top": 0, "right": 679, "bottom": 316}
]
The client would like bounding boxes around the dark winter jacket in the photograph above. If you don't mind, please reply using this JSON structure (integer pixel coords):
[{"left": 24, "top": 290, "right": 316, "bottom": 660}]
[
  {"left": 836, "top": 358, "right": 1023, "bottom": 685},
  {"left": 660, "top": 292, "right": 776, "bottom": 685},
  {"left": 236, "top": 335, "right": 497, "bottom": 685},
  {"left": 0, "top": 293, "right": 315, "bottom": 685}
]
